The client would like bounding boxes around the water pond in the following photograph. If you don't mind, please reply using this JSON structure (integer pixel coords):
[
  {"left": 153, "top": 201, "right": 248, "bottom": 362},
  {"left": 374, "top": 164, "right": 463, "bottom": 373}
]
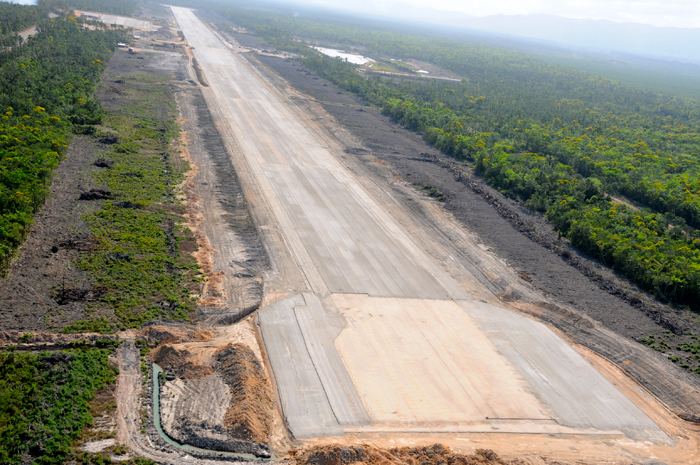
[{"left": 312, "top": 46, "right": 374, "bottom": 65}]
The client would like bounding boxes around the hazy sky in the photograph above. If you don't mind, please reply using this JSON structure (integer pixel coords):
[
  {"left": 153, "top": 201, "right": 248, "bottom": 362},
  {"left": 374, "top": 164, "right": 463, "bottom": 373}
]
[{"left": 293, "top": 0, "right": 700, "bottom": 28}]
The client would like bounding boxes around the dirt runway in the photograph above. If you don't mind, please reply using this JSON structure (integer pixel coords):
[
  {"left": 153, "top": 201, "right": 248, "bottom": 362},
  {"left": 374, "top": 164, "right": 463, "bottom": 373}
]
[{"left": 170, "top": 5, "right": 691, "bottom": 461}]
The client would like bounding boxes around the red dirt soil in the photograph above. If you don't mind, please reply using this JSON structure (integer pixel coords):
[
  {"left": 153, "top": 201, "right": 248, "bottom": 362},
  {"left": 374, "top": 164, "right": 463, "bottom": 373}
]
[
  {"left": 289, "top": 444, "right": 571, "bottom": 465},
  {"left": 215, "top": 343, "right": 273, "bottom": 444}
]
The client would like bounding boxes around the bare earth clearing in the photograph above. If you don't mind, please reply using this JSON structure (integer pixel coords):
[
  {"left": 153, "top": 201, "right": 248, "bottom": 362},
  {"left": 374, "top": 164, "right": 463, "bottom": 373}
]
[
  {"left": 171, "top": 6, "right": 699, "bottom": 464},
  {"left": 75, "top": 10, "right": 159, "bottom": 31}
]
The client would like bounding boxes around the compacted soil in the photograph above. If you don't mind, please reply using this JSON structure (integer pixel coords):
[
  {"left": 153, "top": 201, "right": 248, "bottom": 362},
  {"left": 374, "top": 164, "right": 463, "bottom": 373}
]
[{"left": 291, "top": 444, "right": 573, "bottom": 465}]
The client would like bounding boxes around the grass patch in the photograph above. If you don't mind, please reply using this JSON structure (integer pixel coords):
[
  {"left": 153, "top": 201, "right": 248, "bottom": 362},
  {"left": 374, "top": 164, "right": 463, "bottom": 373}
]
[
  {"left": 0, "top": 348, "right": 117, "bottom": 465},
  {"left": 366, "top": 58, "right": 415, "bottom": 74},
  {"left": 73, "top": 64, "right": 200, "bottom": 330},
  {"left": 64, "top": 318, "right": 117, "bottom": 334},
  {"left": 366, "top": 60, "right": 402, "bottom": 73},
  {"left": 641, "top": 332, "right": 700, "bottom": 375},
  {"left": 415, "top": 183, "right": 447, "bottom": 202}
]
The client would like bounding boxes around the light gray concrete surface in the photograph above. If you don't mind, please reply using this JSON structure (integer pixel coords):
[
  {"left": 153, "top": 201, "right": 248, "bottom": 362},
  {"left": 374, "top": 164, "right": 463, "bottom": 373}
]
[
  {"left": 258, "top": 294, "right": 370, "bottom": 438},
  {"left": 257, "top": 296, "right": 342, "bottom": 438},
  {"left": 294, "top": 294, "right": 370, "bottom": 427},
  {"left": 171, "top": 6, "right": 666, "bottom": 443},
  {"left": 77, "top": 10, "right": 157, "bottom": 31},
  {"left": 463, "top": 301, "right": 667, "bottom": 442}
]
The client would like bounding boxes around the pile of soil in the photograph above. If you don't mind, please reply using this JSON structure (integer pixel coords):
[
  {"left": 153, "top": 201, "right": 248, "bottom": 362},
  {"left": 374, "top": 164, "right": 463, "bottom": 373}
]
[
  {"left": 214, "top": 343, "right": 272, "bottom": 444},
  {"left": 143, "top": 324, "right": 211, "bottom": 346},
  {"left": 290, "top": 444, "right": 554, "bottom": 465},
  {"left": 151, "top": 344, "right": 212, "bottom": 379},
  {"left": 94, "top": 158, "right": 114, "bottom": 168},
  {"left": 79, "top": 188, "right": 113, "bottom": 200}
]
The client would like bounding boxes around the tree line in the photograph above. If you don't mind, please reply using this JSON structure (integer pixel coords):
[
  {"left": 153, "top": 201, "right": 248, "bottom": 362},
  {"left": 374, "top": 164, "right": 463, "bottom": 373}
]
[
  {"left": 307, "top": 54, "right": 700, "bottom": 308},
  {"left": 0, "top": 3, "right": 41, "bottom": 47},
  {"left": 38, "top": 0, "right": 139, "bottom": 16}
]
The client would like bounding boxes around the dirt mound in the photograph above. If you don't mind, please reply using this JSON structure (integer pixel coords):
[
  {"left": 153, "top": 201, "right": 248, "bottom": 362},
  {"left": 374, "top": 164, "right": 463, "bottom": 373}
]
[
  {"left": 152, "top": 344, "right": 212, "bottom": 378},
  {"left": 291, "top": 444, "right": 550, "bottom": 465},
  {"left": 53, "top": 286, "right": 105, "bottom": 305},
  {"left": 58, "top": 236, "right": 98, "bottom": 252},
  {"left": 214, "top": 343, "right": 272, "bottom": 444},
  {"left": 79, "top": 188, "right": 113, "bottom": 200},
  {"left": 94, "top": 158, "right": 114, "bottom": 168},
  {"left": 143, "top": 325, "right": 212, "bottom": 345}
]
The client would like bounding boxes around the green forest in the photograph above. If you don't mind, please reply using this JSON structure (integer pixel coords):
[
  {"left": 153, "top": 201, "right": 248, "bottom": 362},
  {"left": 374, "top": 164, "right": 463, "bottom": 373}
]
[
  {"left": 39, "top": 0, "right": 139, "bottom": 16},
  {"left": 0, "top": 349, "right": 116, "bottom": 464},
  {"left": 0, "top": 5, "right": 123, "bottom": 271},
  {"left": 0, "top": 1, "right": 185, "bottom": 460},
  {"left": 0, "top": 0, "right": 135, "bottom": 47},
  {"left": 197, "top": 0, "right": 700, "bottom": 310},
  {"left": 0, "top": 3, "right": 39, "bottom": 47},
  {"left": 0, "top": 0, "right": 198, "bottom": 331}
]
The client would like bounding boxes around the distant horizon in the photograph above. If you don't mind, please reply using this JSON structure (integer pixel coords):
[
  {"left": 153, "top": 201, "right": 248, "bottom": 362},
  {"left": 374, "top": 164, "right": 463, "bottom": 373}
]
[
  {"left": 2, "top": 0, "right": 698, "bottom": 63},
  {"left": 0, "top": 0, "right": 38, "bottom": 4},
  {"left": 447, "top": 12, "right": 700, "bottom": 31},
  {"left": 284, "top": 0, "right": 700, "bottom": 29},
  {"left": 271, "top": 0, "right": 700, "bottom": 64}
]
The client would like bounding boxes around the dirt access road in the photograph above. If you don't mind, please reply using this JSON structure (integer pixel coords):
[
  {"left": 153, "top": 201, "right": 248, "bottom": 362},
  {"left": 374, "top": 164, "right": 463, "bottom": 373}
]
[{"left": 171, "top": 6, "right": 695, "bottom": 461}]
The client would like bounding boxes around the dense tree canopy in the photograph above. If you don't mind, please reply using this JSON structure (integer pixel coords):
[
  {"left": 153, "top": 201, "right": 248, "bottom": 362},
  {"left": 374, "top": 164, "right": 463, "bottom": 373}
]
[
  {"left": 0, "top": 3, "right": 41, "bottom": 47},
  {"left": 0, "top": 349, "right": 117, "bottom": 464},
  {"left": 0, "top": 3, "right": 38, "bottom": 36},
  {"left": 38, "top": 0, "right": 139, "bottom": 16}
]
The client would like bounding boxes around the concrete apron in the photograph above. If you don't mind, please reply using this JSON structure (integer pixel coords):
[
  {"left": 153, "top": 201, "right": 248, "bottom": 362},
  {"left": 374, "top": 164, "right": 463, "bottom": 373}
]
[{"left": 258, "top": 293, "right": 667, "bottom": 443}]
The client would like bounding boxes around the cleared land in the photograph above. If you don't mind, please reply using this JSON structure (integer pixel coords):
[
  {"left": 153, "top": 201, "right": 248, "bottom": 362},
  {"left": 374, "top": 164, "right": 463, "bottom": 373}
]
[
  {"left": 75, "top": 10, "right": 158, "bottom": 31},
  {"left": 171, "top": 5, "right": 673, "bottom": 449}
]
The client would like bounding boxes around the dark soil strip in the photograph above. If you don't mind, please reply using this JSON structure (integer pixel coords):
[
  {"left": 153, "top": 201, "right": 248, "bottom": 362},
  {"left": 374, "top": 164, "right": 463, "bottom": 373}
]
[
  {"left": 186, "top": 86, "right": 269, "bottom": 325},
  {"left": 190, "top": 90, "right": 269, "bottom": 273},
  {"left": 255, "top": 54, "right": 700, "bottom": 421},
  {"left": 192, "top": 57, "right": 209, "bottom": 86}
]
